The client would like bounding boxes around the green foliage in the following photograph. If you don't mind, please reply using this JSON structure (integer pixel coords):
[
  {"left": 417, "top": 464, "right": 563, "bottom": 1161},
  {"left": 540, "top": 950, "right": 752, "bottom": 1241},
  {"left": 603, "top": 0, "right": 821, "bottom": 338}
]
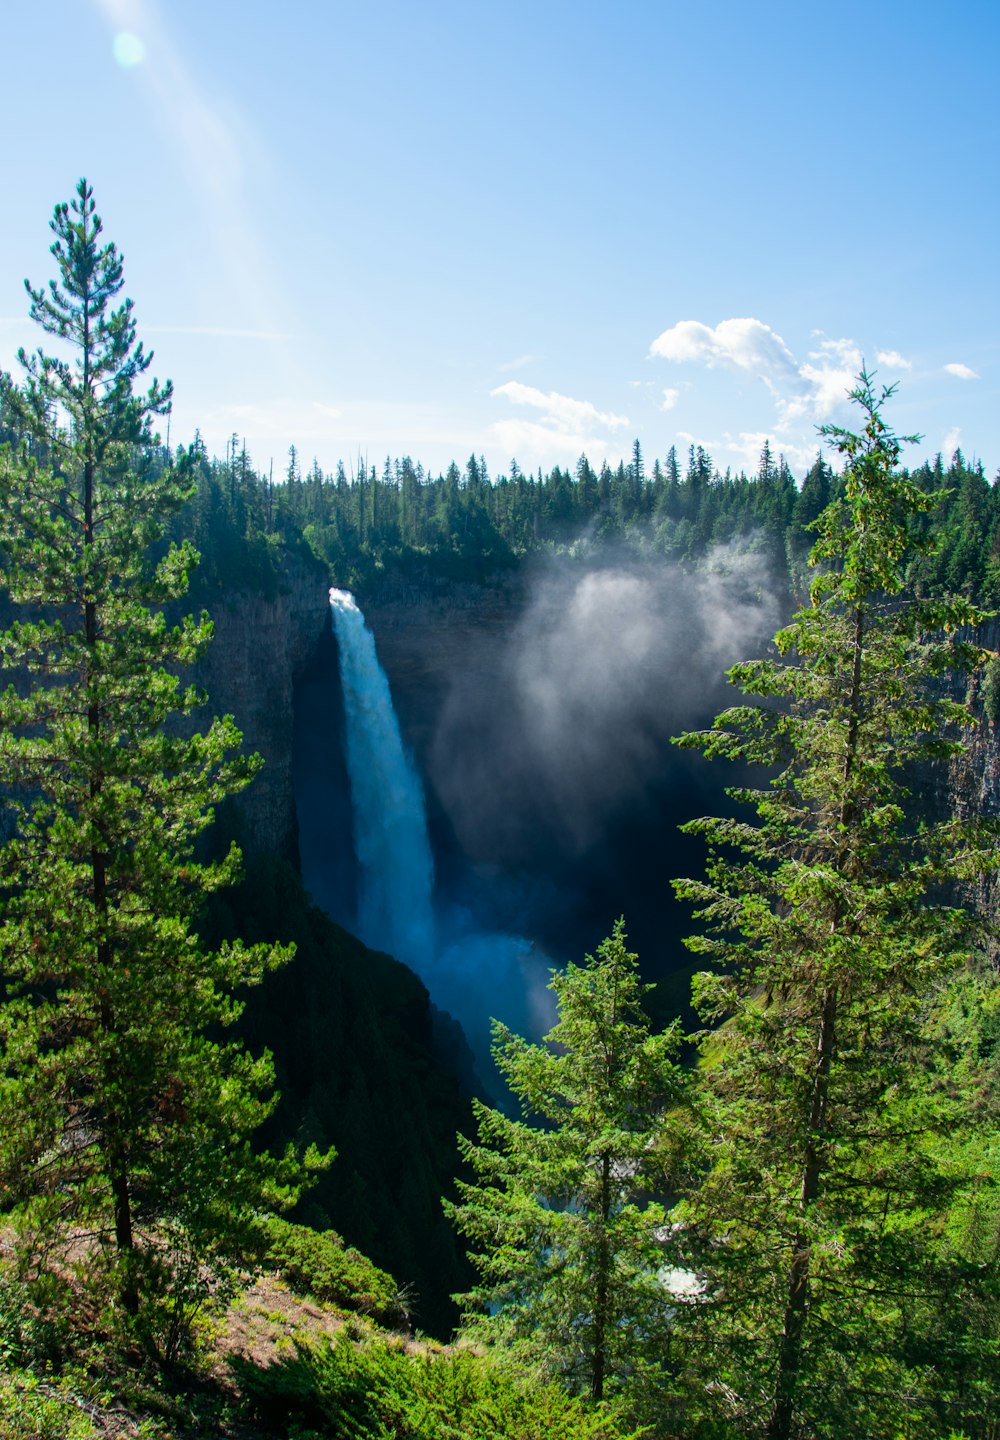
[
  {"left": 672, "top": 371, "right": 1000, "bottom": 1439},
  {"left": 0, "top": 1374, "right": 102, "bottom": 1440},
  {"left": 447, "top": 921, "right": 688, "bottom": 1405},
  {"left": 235, "top": 1334, "right": 635, "bottom": 1440},
  {"left": 0, "top": 1271, "right": 66, "bottom": 1371},
  {"left": 981, "top": 654, "right": 1000, "bottom": 724},
  {"left": 261, "top": 1216, "right": 407, "bottom": 1327},
  {"left": 0, "top": 181, "right": 314, "bottom": 1349}
]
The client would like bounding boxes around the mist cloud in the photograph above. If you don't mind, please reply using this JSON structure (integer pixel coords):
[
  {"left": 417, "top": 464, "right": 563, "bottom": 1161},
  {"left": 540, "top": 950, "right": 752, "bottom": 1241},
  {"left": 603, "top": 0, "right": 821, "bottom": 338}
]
[{"left": 429, "top": 547, "right": 781, "bottom": 863}]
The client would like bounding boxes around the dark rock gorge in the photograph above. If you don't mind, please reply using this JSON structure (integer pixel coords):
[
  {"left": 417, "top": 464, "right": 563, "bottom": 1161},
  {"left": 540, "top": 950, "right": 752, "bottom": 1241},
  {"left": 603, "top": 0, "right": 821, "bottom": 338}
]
[{"left": 192, "top": 555, "right": 1000, "bottom": 1333}]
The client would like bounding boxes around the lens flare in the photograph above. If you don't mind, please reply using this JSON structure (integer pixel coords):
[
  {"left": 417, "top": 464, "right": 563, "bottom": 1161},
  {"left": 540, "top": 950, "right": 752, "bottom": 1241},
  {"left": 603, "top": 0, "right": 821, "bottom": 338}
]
[{"left": 113, "top": 32, "right": 146, "bottom": 68}]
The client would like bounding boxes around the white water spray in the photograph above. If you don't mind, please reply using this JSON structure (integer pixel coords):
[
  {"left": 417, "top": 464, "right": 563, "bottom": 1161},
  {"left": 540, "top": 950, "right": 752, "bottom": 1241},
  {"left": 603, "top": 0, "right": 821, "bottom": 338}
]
[{"left": 328, "top": 588, "right": 436, "bottom": 970}]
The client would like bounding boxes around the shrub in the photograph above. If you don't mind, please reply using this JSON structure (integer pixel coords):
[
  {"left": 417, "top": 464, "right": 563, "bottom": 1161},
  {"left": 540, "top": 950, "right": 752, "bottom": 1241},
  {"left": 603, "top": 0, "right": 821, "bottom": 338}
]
[
  {"left": 261, "top": 1217, "right": 407, "bottom": 1328},
  {"left": 0, "top": 1373, "right": 100, "bottom": 1440},
  {"left": 234, "top": 1334, "right": 635, "bottom": 1440}
]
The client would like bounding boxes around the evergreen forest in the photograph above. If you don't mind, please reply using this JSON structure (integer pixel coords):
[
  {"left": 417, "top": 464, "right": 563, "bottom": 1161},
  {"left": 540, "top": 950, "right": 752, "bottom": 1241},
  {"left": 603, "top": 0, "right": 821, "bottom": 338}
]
[
  {"left": 110, "top": 409, "right": 1000, "bottom": 613},
  {"left": 0, "top": 181, "right": 997, "bottom": 1440}
]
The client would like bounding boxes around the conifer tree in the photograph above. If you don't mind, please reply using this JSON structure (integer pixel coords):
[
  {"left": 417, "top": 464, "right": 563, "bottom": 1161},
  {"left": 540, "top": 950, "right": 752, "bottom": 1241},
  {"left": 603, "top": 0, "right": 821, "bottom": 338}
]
[
  {"left": 446, "top": 920, "right": 688, "bottom": 1405},
  {"left": 0, "top": 180, "right": 311, "bottom": 1345},
  {"left": 672, "top": 372, "right": 997, "bottom": 1438}
]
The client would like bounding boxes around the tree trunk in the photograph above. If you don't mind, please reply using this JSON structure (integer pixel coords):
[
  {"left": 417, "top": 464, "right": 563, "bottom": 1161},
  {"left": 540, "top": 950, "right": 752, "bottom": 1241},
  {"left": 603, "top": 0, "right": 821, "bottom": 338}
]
[
  {"left": 590, "top": 1150, "right": 612, "bottom": 1403},
  {"left": 84, "top": 397, "right": 138, "bottom": 1318},
  {"left": 767, "top": 985, "right": 837, "bottom": 1440}
]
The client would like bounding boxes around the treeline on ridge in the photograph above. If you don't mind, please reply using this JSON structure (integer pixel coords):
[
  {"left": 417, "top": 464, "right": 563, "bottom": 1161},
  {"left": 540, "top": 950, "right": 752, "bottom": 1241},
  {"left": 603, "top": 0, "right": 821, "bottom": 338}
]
[{"left": 175, "top": 433, "right": 1000, "bottom": 601}]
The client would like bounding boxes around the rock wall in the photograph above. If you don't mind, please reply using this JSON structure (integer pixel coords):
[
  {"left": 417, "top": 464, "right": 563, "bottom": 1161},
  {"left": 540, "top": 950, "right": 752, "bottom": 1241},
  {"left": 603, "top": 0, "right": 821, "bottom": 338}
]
[
  {"left": 354, "top": 568, "right": 528, "bottom": 766},
  {"left": 193, "top": 554, "right": 330, "bottom": 858}
]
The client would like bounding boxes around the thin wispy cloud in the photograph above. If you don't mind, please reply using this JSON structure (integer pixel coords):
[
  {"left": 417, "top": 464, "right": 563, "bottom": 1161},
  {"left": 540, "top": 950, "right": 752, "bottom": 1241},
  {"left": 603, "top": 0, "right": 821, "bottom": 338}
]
[
  {"left": 491, "top": 382, "right": 628, "bottom": 433},
  {"left": 497, "top": 354, "right": 538, "bottom": 374},
  {"left": 943, "top": 426, "right": 963, "bottom": 456},
  {"left": 489, "top": 382, "right": 629, "bottom": 468},
  {"left": 944, "top": 362, "right": 979, "bottom": 380},
  {"left": 660, "top": 387, "right": 680, "bottom": 411}
]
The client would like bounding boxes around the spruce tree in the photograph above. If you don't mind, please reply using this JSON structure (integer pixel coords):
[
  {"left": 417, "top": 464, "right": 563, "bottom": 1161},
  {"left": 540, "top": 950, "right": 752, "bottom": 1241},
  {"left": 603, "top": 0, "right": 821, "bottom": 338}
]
[
  {"left": 0, "top": 180, "right": 310, "bottom": 1346},
  {"left": 672, "top": 372, "right": 998, "bottom": 1439},
  {"left": 446, "top": 920, "right": 688, "bottom": 1406}
]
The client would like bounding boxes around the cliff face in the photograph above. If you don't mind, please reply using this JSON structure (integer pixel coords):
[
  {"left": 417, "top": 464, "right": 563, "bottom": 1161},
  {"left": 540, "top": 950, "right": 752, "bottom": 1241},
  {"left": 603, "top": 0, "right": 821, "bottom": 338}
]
[
  {"left": 193, "top": 555, "right": 331, "bottom": 858},
  {"left": 354, "top": 568, "right": 528, "bottom": 772}
]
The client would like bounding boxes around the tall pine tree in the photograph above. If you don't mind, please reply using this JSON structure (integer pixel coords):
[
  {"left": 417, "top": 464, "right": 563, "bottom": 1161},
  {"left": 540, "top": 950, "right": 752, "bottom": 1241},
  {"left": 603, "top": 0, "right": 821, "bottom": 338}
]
[
  {"left": 672, "top": 372, "right": 998, "bottom": 1439},
  {"left": 446, "top": 921, "right": 688, "bottom": 1406},
  {"left": 0, "top": 180, "right": 312, "bottom": 1347}
]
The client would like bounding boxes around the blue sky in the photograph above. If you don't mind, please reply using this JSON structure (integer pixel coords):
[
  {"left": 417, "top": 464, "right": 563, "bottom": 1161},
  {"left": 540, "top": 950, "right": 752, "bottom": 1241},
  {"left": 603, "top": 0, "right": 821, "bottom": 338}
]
[{"left": 3, "top": 0, "right": 997, "bottom": 479}]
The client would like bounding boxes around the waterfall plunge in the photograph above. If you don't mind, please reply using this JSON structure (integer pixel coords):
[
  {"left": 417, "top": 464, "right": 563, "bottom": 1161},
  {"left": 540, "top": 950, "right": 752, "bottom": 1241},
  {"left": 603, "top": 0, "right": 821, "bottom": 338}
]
[
  {"left": 328, "top": 588, "right": 436, "bottom": 971},
  {"left": 328, "top": 587, "right": 555, "bottom": 1076}
]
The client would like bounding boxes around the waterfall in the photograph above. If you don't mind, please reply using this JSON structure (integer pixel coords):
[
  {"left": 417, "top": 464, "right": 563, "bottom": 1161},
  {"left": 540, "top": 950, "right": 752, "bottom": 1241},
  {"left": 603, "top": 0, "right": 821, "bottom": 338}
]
[
  {"left": 328, "top": 588, "right": 436, "bottom": 971},
  {"left": 328, "top": 586, "right": 555, "bottom": 1079}
]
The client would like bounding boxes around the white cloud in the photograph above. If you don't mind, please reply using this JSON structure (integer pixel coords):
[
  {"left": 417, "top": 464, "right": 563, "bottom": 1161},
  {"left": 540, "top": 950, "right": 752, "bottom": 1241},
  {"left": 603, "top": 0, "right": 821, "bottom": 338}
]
[
  {"left": 726, "top": 431, "right": 819, "bottom": 476},
  {"left": 491, "top": 381, "right": 629, "bottom": 434},
  {"left": 487, "top": 381, "right": 632, "bottom": 470},
  {"left": 486, "top": 383, "right": 632, "bottom": 469},
  {"left": 650, "top": 316, "right": 865, "bottom": 431},
  {"left": 944, "top": 362, "right": 979, "bottom": 380},
  {"left": 716, "top": 431, "right": 773, "bottom": 472},
  {"left": 876, "top": 349, "right": 911, "bottom": 370},
  {"left": 789, "top": 336, "right": 863, "bottom": 424},
  {"left": 660, "top": 387, "right": 680, "bottom": 411},
  {"left": 943, "top": 427, "right": 962, "bottom": 457},
  {"left": 650, "top": 317, "right": 798, "bottom": 382},
  {"left": 678, "top": 428, "right": 820, "bottom": 479}
]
